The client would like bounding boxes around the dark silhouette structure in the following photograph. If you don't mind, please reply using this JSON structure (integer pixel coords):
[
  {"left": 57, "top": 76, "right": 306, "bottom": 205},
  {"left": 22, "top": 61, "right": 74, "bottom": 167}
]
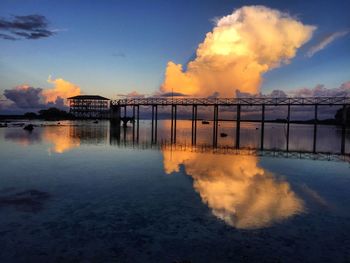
[
  {"left": 335, "top": 106, "right": 350, "bottom": 126},
  {"left": 111, "top": 97, "right": 350, "bottom": 154},
  {"left": 68, "top": 95, "right": 110, "bottom": 118}
]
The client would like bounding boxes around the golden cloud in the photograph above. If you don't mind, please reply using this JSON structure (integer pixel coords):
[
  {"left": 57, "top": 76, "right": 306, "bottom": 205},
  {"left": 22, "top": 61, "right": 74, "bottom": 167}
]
[
  {"left": 162, "top": 149, "right": 304, "bottom": 229},
  {"left": 161, "top": 6, "right": 315, "bottom": 97},
  {"left": 42, "top": 76, "right": 81, "bottom": 105}
]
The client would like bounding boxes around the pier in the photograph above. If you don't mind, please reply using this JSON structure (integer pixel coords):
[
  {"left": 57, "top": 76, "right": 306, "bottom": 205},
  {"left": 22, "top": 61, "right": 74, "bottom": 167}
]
[{"left": 111, "top": 97, "right": 350, "bottom": 154}]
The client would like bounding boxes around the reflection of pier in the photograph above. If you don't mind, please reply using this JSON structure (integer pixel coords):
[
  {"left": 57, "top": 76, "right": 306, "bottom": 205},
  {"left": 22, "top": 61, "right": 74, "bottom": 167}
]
[
  {"left": 116, "top": 141, "right": 350, "bottom": 163},
  {"left": 111, "top": 97, "right": 350, "bottom": 154}
]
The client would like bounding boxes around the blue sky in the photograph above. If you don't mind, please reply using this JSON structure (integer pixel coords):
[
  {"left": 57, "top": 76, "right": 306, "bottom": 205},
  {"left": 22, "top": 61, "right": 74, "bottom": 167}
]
[{"left": 0, "top": 0, "right": 349, "bottom": 99}]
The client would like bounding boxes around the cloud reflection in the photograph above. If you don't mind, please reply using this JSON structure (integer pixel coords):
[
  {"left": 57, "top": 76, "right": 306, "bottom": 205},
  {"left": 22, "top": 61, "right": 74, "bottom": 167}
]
[
  {"left": 4, "top": 122, "right": 113, "bottom": 153},
  {"left": 163, "top": 150, "right": 304, "bottom": 229},
  {"left": 4, "top": 126, "right": 80, "bottom": 153},
  {"left": 42, "top": 127, "right": 80, "bottom": 153}
]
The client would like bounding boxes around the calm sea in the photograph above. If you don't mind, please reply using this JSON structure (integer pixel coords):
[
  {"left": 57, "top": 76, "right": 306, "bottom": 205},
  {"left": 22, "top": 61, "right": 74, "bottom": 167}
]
[{"left": 0, "top": 120, "right": 349, "bottom": 262}]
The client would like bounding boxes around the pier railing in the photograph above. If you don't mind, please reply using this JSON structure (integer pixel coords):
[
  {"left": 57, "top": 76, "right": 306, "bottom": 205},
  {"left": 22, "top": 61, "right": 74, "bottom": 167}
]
[
  {"left": 113, "top": 97, "right": 350, "bottom": 106},
  {"left": 114, "top": 141, "right": 350, "bottom": 163}
]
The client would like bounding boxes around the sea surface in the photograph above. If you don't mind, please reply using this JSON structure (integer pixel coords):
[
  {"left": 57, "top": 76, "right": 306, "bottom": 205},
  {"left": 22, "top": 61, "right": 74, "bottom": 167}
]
[{"left": 0, "top": 120, "right": 349, "bottom": 262}]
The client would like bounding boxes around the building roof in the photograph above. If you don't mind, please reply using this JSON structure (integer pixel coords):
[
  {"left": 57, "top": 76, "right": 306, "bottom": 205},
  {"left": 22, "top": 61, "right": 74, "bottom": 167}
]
[{"left": 67, "top": 95, "right": 110, "bottom": 100}]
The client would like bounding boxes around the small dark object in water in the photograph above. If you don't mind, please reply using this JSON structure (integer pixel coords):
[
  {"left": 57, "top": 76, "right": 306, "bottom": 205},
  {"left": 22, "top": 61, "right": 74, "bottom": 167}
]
[
  {"left": 220, "top": 132, "right": 228, "bottom": 137},
  {"left": 93, "top": 120, "right": 99, "bottom": 124},
  {"left": 0, "top": 189, "right": 50, "bottom": 213},
  {"left": 0, "top": 123, "right": 8, "bottom": 128},
  {"left": 57, "top": 122, "right": 61, "bottom": 125},
  {"left": 256, "top": 127, "right": 259, "bottom": 130},
  {"left": 23, "top": 124, "right": 34, "bottom": 131},
  {"left": 202, "top": 120, "right": 210, "bottom": 124}
]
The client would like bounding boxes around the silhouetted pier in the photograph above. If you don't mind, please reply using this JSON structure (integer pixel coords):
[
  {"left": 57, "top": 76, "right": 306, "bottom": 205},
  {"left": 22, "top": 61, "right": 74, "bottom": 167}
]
[{"left": 111, "top": 97, "right": 350, "bottom": 154}]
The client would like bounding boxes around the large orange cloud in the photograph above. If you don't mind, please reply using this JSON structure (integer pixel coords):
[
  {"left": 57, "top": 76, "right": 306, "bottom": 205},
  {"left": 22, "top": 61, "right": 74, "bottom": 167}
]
[
  {"left": 42, "top": 76, "right": 81, "bottom": 105},
  {"left": 163, "top": 150, "right": 304, "bottom": 229},
  {"left": 161, "top": 6, "right": 315, "bottom": 97}
]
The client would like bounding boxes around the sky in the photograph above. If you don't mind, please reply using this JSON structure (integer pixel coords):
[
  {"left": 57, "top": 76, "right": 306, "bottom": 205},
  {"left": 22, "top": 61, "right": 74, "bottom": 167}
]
[{"left": 0, "top": 0, "right": 349, "bottom": 113}]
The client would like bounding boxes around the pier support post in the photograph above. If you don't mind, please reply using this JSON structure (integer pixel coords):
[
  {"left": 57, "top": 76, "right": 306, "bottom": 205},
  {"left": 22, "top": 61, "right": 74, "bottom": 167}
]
[
  {"left": 261, "top": 104, "right": 265, "bottom": 150},
  {"left": 171, "top": 105, "right": 174, "bottom": 143},
  {"left": 212, "top": 105, "right": 219, "bottom": 147},
  {"left": 155, "top": 105, "right": 158, "bottom": 143},
  {"left": 136, "top": 105, "right": 140, "bottom": 143},
  {"left": 174, "top": 105, "right": 177, "bottom": 143},
  {"left": 151, "top": 105, "right": 155, "bottom": 143},
  {"left": 286, "top": 104, "right": 291, "bottom": 152},
  {"left": 110, "top": 105, "right": 121, "bottom": 121},
  {"left": 212, "top": 105, "right": 216, "bottom": 146},
  {"left": 194, "top": 105, "right": 197, "bottom": 144},
  {"left": 192, "top": 105, "right": 197, "bottom": 145},
  {"left": 123, "top": 122, "right": 126, "bottom": 143},
  {"left": 132, "top": 106, "right": 135, "bottom": 143},
  {"left": 313, "top": 104, "right": 318, "bottom": 153},
  {"left": 109, "top": 119, "right": 121, "bottom": 145},
  {"left": 236, "top": 105, "right": 241, "bottom": 149},
  {"left": 192, "top": 105, "right": 195, "bottom": 145},
  {"left": 171, "top": 105, "right": 177, "bottom": 144},
  {"left": 341, "top": 105, "right": 348, "bottom": 154}
]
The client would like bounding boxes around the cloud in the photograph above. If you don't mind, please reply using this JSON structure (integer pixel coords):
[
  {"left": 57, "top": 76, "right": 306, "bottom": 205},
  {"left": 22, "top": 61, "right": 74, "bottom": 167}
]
[
  {"left": 43, "top": 76, "right": 81, "bottom": 104},
  {"left": 0, "top": 33, "right": 17, "bottom": 40},
  {"left": 290, "top": 81, "right": 350, "bottom": 97},
  {"left": 160, "top": 92, "right": 188, "bottom": 97},
  {"left": 3, "top": 125, "right": 80, "bottom": 153},
  {"left": 116, "top": 91, "right": 146, "bottom": 98},
  {"left": 307, "top": 30, "right": 349, "bottom": 57},
  {"left": 234, "top": 88, "right": 288, "bottom": 98},
  {"left": 162, "top": 150, "right": 304, "bottom": 229},
  {"left": 268, "top": 90, "right": 288, "bottom": 98},
  {"left": 234, "top": 81, "right": 350, "bottom": 98},
  {"left": 161, "top": 5, "right": 315, "bottom": 97},
  {"left": 339, "top": 80, "right": 350, "bottom": 91},
  {"left": 0, "top": 15, "right": 55, "bottom": 40},
  {"left": 1, "top": 77, "right": 81, "bottom": 112},
  {"left": 3, "top": 85, "right": 44, "bottom": 108}
]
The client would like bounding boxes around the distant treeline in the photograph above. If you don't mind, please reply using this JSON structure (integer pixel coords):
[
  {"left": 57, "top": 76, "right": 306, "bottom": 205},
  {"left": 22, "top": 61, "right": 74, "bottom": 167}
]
[{"left": 0, "top": 108, "right": 75, "bottom": 121}]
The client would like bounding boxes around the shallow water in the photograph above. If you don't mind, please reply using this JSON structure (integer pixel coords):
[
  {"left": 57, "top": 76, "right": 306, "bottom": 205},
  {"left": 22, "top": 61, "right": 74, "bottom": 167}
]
[{"left": 0, "top": 120, "right": 349, "bottom": 262}]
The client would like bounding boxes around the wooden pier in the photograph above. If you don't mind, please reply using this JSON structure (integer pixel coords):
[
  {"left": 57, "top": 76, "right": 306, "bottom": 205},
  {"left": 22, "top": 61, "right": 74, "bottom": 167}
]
[{"left": 111, "top": 97, "right": 350, "bottom": 154}]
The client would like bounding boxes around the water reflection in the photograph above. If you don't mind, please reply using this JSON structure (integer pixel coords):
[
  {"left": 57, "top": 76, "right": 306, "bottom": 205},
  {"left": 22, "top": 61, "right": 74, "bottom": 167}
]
[
  {"left": 163, "top": 149, "right": 304, "bottom": 229},
  {"left": 4, "top": 128, "right": 42, "bottom": 146},
  {"left": 43, "top": 126, "right": 80, "bottom": 153},
  {"left": 3, "top": 120, "right": 349, "bottom": 154},
  {"left": 3, "top": 122, "right": 109, "bottom": 153},
  {"left": 1, "top": 120, "right": 350, "bottom": 262},
  {"left": 2, "top": 120, "right": 349, "bottom": 229}
]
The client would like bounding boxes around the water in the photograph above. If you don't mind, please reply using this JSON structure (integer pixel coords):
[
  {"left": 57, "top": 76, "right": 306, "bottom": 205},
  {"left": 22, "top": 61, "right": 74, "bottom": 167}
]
[{"left": 0, "top": 120, "right": 350, "bottom": 262}]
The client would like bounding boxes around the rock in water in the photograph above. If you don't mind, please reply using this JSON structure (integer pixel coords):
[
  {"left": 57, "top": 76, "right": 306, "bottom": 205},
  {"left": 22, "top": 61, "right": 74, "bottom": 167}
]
[{"left": 23, "top": 124, "right": 34, "bottom": 131}]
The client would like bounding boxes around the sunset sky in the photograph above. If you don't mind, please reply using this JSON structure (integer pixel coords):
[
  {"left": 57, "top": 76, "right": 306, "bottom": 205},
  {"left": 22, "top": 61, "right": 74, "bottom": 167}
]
[{"left": 0, "top": 0, "right": 349, "bottom": 112}]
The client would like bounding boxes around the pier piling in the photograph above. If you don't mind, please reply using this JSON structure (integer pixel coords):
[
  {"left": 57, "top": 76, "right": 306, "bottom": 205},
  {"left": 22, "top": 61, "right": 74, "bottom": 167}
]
[
  {"left": 261, "top": 104, "right": 265, "bottom": 150},
  {"left": 236, "top": 105, "right": 241, "bottom": 149},
  {"left": 313, "top": 104, "right": 318, "bottom": 153},
  {"left": 286, "top": 104, "right": 291, "bottom": 152},
  {"left": 341, "top": 105, "right": 348, "bottom": 154}
]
